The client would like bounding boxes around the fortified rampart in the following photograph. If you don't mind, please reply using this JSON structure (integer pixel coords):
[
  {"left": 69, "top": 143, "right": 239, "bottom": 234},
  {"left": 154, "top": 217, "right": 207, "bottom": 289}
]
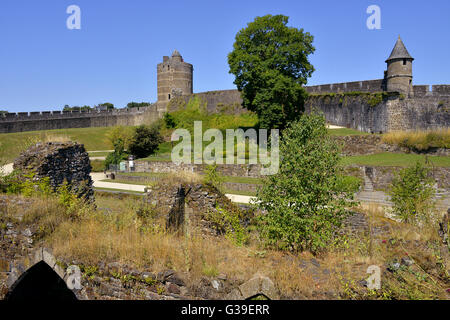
[
  {"left": 168, "top": 89, "right": 245, "bottom": 114},
  {"left": 305, "top": 93, "right": 450, "bottom": 133},
  {"left": 0, "top": 106, "right": 162, "bottom": 134}
]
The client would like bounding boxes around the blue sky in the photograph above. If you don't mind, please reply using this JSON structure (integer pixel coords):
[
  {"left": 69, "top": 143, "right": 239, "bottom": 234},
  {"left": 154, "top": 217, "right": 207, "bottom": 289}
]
[{"left": 1, "top": 0, "right": 449, "bottom": 112}]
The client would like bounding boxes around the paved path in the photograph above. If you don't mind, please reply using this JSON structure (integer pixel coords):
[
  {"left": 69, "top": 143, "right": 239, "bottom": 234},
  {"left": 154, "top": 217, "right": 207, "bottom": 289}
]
[
  {"left": 0, "top": 163, "right": 13, "bottom": 175},
  {"left": 2, "top": 163, "right": 448, "bottom": 207}
]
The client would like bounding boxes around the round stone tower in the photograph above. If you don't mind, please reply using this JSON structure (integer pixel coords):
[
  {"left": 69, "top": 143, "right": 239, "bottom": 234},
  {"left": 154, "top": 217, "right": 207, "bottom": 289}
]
[
  {"left": 157, "top": 50, "right": 193, "bottom": 111},
  {"left": 385, "top": 36, "right": 414, "bottom": 97}
]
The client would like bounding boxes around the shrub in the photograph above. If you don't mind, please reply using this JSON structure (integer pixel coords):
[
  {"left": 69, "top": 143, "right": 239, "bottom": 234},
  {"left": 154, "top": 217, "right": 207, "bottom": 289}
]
[
  {"left": 163, "top": 113, "right": 177, "bottom": 129},
  {"left": 256, "top": 112, "right": 356, "bottom": 253},
  {"left": 207, "top": 206, "right": 249, "bottom": 246},
  {"left": 388, "top": 161, "right": 435, "bottom": 224},
  {"left": 382, "top": 128, "right": 450, "bottom": 151},
  {"left": 203, "top": 164, "right": 224, "bottom": 191},
  {"left": 128, "top": 124, "right": 164, "bottom": 159},
  {"left": 107, "top": 126, "right": 133, "bottom": 151},
  {"left": 104, "top": 138, "right": 128, "bottom": 170}
]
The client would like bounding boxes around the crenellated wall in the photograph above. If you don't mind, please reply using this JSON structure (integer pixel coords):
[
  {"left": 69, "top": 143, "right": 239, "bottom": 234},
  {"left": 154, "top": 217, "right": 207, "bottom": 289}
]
[
  {"left": 305, "top": 93, "right": 450, "bottom": 133},
  {"left": 305, "top": 79, "right": 385, "bottom": 94},
  {"left": 0, "top": 106, "right": 163, "bottom": 134},
  {"left": 413, "top": 85, "right": 450, "bottom": 97}
]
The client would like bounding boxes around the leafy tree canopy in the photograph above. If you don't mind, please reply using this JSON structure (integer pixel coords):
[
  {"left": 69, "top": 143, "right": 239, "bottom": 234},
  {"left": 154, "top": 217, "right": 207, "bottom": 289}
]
[
  {"left": 127, "top": 102, "right": 152, "bottom": 109},
  {"left": 228, "top": 14, "right": 315, "bottom": 129}
]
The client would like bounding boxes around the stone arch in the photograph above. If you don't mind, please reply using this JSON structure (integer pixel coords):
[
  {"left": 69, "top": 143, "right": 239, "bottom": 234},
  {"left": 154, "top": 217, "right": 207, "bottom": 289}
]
[
  {"left": 5, "top": 247, "right": 77, "bottom": 301},
  {"left": 5, "top": 261, "right": 77, "bottom": 301}
]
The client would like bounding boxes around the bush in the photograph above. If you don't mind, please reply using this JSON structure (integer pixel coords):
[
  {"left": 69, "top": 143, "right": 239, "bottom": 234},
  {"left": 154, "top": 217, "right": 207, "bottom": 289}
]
[
  {"left": 207, "top": 205, "right": 249, "bottom": 246},
  {"left": 382, "top": 128, "right": 450, "bottom": 151},
  {"left": 104, "top": 138, "right": 128, "bottom": 170},
  {"left": 388, "top": 162, "right": 435, "bottom": 224},
  {"left": 163, "top": 113, "right": 177, "bottom": 129},
  {"left": 128, "top": 124, "right": 164, "bottom": 159},
  {"left": 203, "top": 164, "right": 224, "bottom": 191},
  {"left": 256, "top": 112, "right": 356, "bottom": 253}
]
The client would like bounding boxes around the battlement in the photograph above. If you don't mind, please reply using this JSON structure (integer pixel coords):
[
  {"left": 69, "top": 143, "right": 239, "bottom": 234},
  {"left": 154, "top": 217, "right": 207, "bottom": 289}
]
[
  {"left": 0, "top": 105, "right": 155, "bottom": 122},
  {"left": 304, "top": 79, "right": 385, "bottom": 94},
  {"left": 413, "top": 85, "right": 450, "bottom": 97},
  {"left": 0, "top": 105, "right": 161, "bottom": 134}
]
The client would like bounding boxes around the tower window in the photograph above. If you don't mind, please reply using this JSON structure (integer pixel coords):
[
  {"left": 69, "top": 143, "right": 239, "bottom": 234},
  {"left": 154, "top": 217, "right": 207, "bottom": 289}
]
[
  {"left": 168, "top": 65, "right": 170, "bottom": 71},
  {"left": 168, "top": 94, "right": 171, "bottom": 100},
  {"left": 403, "top": 59, "right": 407, "bottom": 65}
]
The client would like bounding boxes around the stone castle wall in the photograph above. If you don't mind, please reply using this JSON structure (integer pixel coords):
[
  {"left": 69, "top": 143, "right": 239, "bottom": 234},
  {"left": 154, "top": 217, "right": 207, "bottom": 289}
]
[
  {"left": 305, "top": 93, "right": 450, "bottom": 133},
  {"left": 0, "top": 106, "right": 162, "bottom": 134},
  {"left": 168, "top": 90, "right": 245, "bottom": 114},
  {"left": 305, "top": 79, "right": 385, "bottom": 94},
  {"left": 1, "top": 83, "right": 449, "bottom": 135}
]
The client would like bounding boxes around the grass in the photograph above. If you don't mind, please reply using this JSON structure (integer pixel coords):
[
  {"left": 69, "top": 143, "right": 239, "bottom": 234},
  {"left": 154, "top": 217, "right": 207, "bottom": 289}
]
[
  {"left": 2, "top": 180, "right": 448, "bottom": 300},
  {"left": 327, "top": 128, "right": 370, "bottom": 136},
  {"left": 0, "top": 127, "right": 121, "bottom": 162},
  {"left": 341, "top": 152, "right": 450, "bottom": 167},
  {"left": 88, "top": 151, "right": 111, "bottom": 157},
  {"left": 382, "top": 128, "right": 450, "bottom": 151},
  {"left": 93, "top": 187, "right": 145, "bottom": 195}
]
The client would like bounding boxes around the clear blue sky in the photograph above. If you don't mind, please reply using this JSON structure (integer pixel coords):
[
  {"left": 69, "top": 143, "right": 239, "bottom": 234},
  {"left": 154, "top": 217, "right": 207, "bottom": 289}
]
[{"left": 1, "top": 0, "right": 449, "bottom": 112}]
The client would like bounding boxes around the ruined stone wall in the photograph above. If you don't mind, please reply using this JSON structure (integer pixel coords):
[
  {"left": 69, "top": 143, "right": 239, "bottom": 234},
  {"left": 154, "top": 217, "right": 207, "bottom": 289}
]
[
  {"left": 0, "top": 106, "right": 162, "bottom": 134},
  {"left": 134, "top": 161, "right": 262, "bottom": 178},
  {"left": 345, "top": 165, "right": 450, "bottom": 191},
  {"left": 13, "top": 142, "right": 94, "bottom": 200}
]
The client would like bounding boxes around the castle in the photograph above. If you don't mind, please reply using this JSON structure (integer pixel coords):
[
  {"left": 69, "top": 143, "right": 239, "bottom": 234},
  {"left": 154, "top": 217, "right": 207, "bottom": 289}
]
[{"left": 0, "top": 37, "right": 448, "bottom": 134}]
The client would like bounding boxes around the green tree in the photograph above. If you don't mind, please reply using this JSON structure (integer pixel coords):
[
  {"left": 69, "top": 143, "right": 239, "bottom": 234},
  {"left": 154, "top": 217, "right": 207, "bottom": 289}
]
[
  {"left": 104, "top": 138, "right": 128, "bottom": 170},
  {"left": 256, "top": 112, "right": 355, "bottom": 252},
  {"left": 228, "top": 14, "right": 315, "bottom": 129},
  {"left": 127, "top": 102, "right": 152, "bottom": 109},
  {"left": 388, "top": 162, "right": 435, "bottom": 224},
  {"left": 98, "top": 102, "right": 114, "bottom": 110},
  {"left": 128, "top": 124, "right": 164, "bottom": 158}
]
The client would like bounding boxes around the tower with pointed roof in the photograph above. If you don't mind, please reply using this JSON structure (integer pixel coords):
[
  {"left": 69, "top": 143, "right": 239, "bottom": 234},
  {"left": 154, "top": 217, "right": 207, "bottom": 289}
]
[
  {"left": 157, "top": 50, "right": 193, "bottom": 111},
  {"left": 385, "top": 36, "right": 414, "bottom": 96}
]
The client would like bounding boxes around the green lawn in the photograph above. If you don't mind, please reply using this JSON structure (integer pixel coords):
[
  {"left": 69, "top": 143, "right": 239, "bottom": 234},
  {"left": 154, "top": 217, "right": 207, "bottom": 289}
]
[
  {"left": 222, "top": 175, "right": 263, "bottom": 184},
  {"left": 327, "top": 128, "right": 370, "bottom": 136},
  {"left": 93, "top": 187, "right": 145, "bottom": 195},
  {"left": 0, "top": 127, "right": 119, "bottom": 162},
  {"left": 88, "top": 151, "right": 111, "bottom": 157},
  {"left": 341, "top": 152, "right": 450, "bottom": 167}
]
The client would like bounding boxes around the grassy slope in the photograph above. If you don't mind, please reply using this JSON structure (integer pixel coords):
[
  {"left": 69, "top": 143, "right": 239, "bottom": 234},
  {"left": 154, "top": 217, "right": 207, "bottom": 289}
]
[
  {"left": 0, "top": 127, "right": 117, "bottom": 162},
  {"left": 341, "top": 152, "right": 450, "bottom": 167}
]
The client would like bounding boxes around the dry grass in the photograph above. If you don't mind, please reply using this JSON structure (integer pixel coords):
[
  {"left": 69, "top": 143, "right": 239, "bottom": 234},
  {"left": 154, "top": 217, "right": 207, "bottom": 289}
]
[
  {"left": 3, "top": 191, "right": 448, "bottom": 300},
  {"left": 382, "top": 128, "right": 450, "bottom": 151}
]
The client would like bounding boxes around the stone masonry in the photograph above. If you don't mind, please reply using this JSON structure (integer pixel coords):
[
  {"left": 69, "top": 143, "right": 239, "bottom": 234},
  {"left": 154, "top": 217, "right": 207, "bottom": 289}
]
[{"left": 13, "top": 142, "right": 94, "bottom": 201}]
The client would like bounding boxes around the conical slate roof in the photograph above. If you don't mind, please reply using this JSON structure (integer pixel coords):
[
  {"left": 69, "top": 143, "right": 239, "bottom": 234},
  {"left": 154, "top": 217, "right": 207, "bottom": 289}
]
[
  {"left": 172, "top": 49, "right": 181, "bottom": 57},
  {"left": 386, "top": 36, "right": 413, "bottom": 62}
]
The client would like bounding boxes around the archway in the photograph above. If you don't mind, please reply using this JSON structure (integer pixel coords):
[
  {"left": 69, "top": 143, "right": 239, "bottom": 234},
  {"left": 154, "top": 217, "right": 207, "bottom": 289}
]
[{"left": 5, "top": 261, "right": 77, "bottom": 301}]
